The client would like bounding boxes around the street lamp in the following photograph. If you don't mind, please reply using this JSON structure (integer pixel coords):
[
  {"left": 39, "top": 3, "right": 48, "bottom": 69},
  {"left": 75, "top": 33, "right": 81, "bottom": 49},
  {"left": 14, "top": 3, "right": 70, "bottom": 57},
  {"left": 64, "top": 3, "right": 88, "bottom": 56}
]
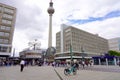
[
  {"left": 42, "top": 50, "right": 46, "bottom": 62},
  {"left": 81, "top": 46, "right": 84, "bottom": 61},
  {"left": 70, "top": 44, "right": 73, "bottom": 62}
]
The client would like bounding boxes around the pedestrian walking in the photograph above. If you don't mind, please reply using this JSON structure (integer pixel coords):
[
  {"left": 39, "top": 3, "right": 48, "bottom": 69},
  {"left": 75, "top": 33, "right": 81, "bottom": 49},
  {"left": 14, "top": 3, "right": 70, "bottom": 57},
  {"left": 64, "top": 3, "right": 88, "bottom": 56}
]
[
  {"left": 74, "top": 62, "right": 79, "bottom": 70},
  {"left": 82, "top": 61, "right": 85, "bottom": 69},
  {"left": 20, "top": 59, "right": 25, "bottom": 72}
]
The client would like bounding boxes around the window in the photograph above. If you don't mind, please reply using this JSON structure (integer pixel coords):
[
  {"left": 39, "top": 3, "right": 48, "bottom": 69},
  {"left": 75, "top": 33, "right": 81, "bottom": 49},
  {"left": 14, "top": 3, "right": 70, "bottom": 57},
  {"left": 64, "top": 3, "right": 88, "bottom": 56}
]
[
  {"left": 4, "top": 8, "right": 14, "bottom": 14},
  {"left": 0, "top": 32, "right": 9, "bottom": 37},
  {"left": 0, "top": 26, "right": 11, "bottom": 31},
  {"left": 0, "top": 6, "right": 2, "bottom": 11},
  {"left": 7, "top": 20, "right": 12, "bottom": 24},
  {"left": 4, "top": 32, "right": 9, "bottom": 37},
  {"left": 4, "top": 8, "right": 8, "bottom": 12},
  {"left": 0, "top": 39, "right": 3, "bottom": 42},
  {"left": 65, "top": 29, "right": 71, "bottom": 33},
  {"left": 0, "top": 46, "right": 8, "bottom": 52},
  {"left": 2, "top": 19, "right": 12, "bottom": 25},
  {"left": 3, "top": 14, "right": 7, "bottom": 18},
  {"left": 6, "top": 26, "right": 11, "bottom": 31},
  {"left": 1, "top": 26, "right": 5, "bottom": 29},
  {"left": 10, "top": 9, "right": 14, "bottom": 13},
  {"left": 3, "top": 14, "right": 13, "bottom": 19},
  {"left": 0, "top": 32, "right": 4, "bottom": 36},
  {"left": 4, "top": 39, "right": 9, "bottom": 43},
  {"left": 2, "top": 19, "right": 6, "bottom": 23}
]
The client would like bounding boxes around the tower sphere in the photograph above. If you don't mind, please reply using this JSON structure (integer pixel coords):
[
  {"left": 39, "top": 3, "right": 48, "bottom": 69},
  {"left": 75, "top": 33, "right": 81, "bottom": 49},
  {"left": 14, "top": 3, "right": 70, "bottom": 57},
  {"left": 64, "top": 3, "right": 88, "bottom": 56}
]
[{"left": 47, "top": 7, "right": 54, "bottom": 14}]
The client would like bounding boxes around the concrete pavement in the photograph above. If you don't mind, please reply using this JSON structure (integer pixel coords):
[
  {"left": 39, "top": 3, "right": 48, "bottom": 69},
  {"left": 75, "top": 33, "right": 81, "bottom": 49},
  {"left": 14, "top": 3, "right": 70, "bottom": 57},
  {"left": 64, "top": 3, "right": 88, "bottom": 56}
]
[
  {"left": 0, "top": 65, "right": 120, "bottom": 80},
  {"left": 55, "top": 65, "right": 120, "bottom": 80},
  {"left": 0, "top": 66, "right": 60, "bottom": 80}
]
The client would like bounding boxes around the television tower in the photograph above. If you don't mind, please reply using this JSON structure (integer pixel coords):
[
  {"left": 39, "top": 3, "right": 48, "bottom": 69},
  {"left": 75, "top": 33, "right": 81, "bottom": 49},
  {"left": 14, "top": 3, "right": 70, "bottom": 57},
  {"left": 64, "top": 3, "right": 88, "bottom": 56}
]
[{"left": 47, "top": 0, "right": 55, "bottom": 48}]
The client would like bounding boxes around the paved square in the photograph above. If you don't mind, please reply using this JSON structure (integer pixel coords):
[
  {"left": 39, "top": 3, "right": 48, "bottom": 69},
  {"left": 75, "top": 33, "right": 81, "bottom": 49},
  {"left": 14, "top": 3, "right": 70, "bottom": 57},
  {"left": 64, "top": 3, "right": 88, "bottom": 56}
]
[{"left": 0, "top": 65, "right": 120, "bottom": 80}]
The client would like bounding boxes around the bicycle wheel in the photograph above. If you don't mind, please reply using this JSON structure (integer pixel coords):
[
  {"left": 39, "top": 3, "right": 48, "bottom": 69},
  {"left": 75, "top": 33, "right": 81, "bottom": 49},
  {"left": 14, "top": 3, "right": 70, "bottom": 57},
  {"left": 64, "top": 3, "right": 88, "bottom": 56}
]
[
  {"left": 64, "top": 69, "right": 69, "bottom": 75},
  {"left": 73, "top": 69, "right": 77, "bottom": 75}
]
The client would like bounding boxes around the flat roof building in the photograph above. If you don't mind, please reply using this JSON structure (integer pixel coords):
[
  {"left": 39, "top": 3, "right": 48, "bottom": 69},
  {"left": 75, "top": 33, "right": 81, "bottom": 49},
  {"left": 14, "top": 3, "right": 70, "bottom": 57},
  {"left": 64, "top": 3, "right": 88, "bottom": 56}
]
[
  {"left": 0, "top": 3, "right": 16, "bottom": 58},
  {"left": 55, "top": 24, "right": 109, "bottom": 60}
]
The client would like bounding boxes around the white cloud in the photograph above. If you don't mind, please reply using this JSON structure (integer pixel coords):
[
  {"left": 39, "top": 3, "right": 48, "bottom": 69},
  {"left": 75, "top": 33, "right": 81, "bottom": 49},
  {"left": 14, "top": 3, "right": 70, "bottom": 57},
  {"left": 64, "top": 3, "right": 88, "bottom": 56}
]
[
  {"left": 74, "top": 16, "right": 120, "bottom": 39},
  {"left": 0, "top": 0, "right": 120, "bottom": 56},
  {"left": 62, "top": 0, "right": 120, "bottom": 19}
]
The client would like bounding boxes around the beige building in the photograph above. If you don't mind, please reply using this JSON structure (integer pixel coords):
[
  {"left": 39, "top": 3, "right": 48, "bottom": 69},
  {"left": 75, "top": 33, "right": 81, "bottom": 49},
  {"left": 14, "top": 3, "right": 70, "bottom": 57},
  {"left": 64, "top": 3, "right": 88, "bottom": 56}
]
[
  {"left": 0, "top": 3, "right": 16, "bottom": 57},
  {"left": 55, "top": 25, "right": 109, "bottom": 60},
  {"left": 108, "top": 37, "right": 120, "bottom": 51},
  {"left": 19, "top": 48, "right": 44, "bottom": 65},
  {"left": 19, "top": 49, "right": 42, "bottom": 59}
]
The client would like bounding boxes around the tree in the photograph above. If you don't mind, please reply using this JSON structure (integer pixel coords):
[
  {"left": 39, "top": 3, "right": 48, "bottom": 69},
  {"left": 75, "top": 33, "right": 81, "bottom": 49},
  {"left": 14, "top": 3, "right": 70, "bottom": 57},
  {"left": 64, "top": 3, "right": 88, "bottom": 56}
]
[{"left": 108, "top": 50, "right": 120, "bottom": 56}]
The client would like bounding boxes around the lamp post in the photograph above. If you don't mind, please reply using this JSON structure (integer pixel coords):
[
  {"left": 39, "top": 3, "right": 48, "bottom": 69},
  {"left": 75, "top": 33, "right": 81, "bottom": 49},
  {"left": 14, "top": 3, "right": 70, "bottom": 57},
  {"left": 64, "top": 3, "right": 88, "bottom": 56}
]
[
  {"left": 81, "top": 46, "right": 84, "bottom": 61},
  {"left": 42, "top": 51, "right": 46, "bottom": 62},
  {"left": 13, "top": 48, "right": 15, "bottom": 57},
  {"left": 70, "top": 44, "right": 73, "bottom": 62}
]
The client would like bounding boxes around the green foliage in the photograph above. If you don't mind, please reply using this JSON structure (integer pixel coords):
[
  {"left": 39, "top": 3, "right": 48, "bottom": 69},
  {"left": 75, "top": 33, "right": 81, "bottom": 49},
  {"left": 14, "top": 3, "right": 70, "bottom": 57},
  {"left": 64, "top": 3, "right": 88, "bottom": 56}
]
[{"left": 108, "top": 50, "right": 120, "bottom": 56}]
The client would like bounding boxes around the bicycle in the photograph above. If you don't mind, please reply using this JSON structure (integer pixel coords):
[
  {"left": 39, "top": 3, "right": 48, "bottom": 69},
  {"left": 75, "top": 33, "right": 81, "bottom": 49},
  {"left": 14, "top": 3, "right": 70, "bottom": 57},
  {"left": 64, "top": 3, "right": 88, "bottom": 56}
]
[{"left": 64, "top": 66, "right": 77, "bottom": 75}]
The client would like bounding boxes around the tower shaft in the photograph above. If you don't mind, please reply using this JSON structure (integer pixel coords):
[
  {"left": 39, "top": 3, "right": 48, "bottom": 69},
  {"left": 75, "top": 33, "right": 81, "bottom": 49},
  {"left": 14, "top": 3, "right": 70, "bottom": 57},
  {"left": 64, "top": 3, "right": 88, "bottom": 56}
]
[{"left": 48, "top": 15, "right": 52, "bottom": 47}]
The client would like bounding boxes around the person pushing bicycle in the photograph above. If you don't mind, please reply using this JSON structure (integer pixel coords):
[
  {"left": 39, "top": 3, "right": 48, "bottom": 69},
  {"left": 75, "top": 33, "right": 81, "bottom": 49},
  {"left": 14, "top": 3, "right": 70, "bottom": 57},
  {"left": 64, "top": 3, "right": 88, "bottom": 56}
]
[{"left": 64, "top": 62, "right": 77, "bottom": 75}]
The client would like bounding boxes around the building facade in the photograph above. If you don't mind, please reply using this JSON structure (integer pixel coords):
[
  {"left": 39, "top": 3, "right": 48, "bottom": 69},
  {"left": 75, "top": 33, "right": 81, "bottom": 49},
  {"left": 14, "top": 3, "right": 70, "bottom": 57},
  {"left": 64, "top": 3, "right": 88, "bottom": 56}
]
[
  {"left": 19, "top": 49, "right": 42, "bottom": 59},
  {"left": 55, "top": 25, "right": 109, "bottom": 60},
  {"left": 0, "top": 3, "right": 16, "bottom": 58},
  {"left": 108, "top": 37, "right": 120, "bottom": 51},
  {"left": 19, "top": 48, "right": 45, "bottom": 65}
]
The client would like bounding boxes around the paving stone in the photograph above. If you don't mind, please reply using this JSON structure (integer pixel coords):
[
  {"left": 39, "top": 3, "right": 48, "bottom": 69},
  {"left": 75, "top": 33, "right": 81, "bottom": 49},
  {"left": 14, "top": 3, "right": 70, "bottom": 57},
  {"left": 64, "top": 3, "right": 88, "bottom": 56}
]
[{"left": 0, "top": 65, "right": 120, "bottom": 80}]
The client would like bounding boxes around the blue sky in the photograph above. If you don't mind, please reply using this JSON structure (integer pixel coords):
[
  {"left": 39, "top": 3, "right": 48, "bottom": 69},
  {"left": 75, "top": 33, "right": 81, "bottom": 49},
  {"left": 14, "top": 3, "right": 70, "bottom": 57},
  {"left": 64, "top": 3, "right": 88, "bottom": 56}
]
[{"left": 67, "top": 10, "right": 120, "bottom": 24}]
